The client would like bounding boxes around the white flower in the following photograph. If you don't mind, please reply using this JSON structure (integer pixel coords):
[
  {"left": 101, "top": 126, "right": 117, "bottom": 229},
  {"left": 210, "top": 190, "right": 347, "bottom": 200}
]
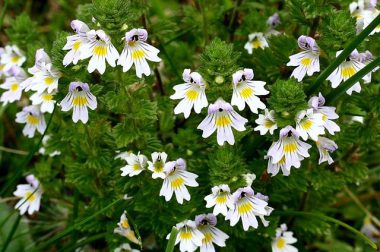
[
  {"left": 195, "top": 214, "right": 229, "bottom": 252},
  {"left": 197, "top": 98, "right": 248, "bottom": 146},
  {"left": 117, "top": 28, "right": 161, "bottom": 78},
  {"left": 254, "top": 109, "right": 278, "bottom": 135},
  {"left": 60, "top": 82, "right": 97, "bottom": 124},
  {"left": 147, "top": 152, "right": 168, "bottom": 179},
  {"left": 159, "top": 158, "right": 198, "bottom": 204},
  {"left": 13, "top": 175, "right": 42, "bottom": 215},
  {"left": 30, "top": 90, "right": 56, "bottom": 113},
  {"left": 327, "top": 49, "right": 367, "bottom": 95},
  {"left": 225, "top": 187, "right": 269, "bottom": 231},
  {"left": 0, "top": 66, "right": 27, "bottom": 105},
  {"left": 316, "top": 136, "right": 338, "bottom": 165},
  {"left": 167, "top": 220, "right": 204, "bottom": 252},
  {"left": 63, "top": 20, "right": 91, "bottom": 66},
  {"left": 231, "top": 68, "right": 269, "bottom": 113},
  {"left": 308, "top": 93, "right": 340, "bottom": 135},
  {"left": 295, "top": 108, "right": 325, "bottom": 141},
  {"left": 114, "top": 211, "right": 141, "bottom": 245},
  {"left": 120, "top": 152, "right": 147, "bottom": 177},
  {"left": 114, "top": 243, "right": 140, "bottom": 252},
  {"left": 266, "top": 154, "right": 298, "bottom": 176},
  {"left": 272, "top": 224, "right": 298, "bottom": 252},
  {"left": 267, "top": 126, "right": 312, "bottom": 171},
  {"left": 170, "top": 69, "right": 208, "bottom": 118},
  {"left": 359, "top": 50, "right": 379, "bottom": 83},
  {"left": 15, "top": 105, "right": 46, "bottom": 138},
  {"left": 38, "top": 135, "right": 61, "bottom": 157},
  {"left": 80, "top": 29, "right": 119, "bottom": 74},
  {"left": 0, "top": 45, "right": 26, "bottom": 72},
  {"left": 254, "top": 193, "right": 274, "bottom": 227},
  {"left": 204, "top": 184, "right": 234, "bottom": 216},
  {"left": 287, "top": 35, "right": 320, "bottom": 82},
  {"left": 244, "top": 33, "right": 269, "bottom": 54}
]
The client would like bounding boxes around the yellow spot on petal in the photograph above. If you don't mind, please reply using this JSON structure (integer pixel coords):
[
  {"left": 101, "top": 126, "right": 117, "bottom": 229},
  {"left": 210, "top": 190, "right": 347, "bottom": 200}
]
[
  {"left": 278, "top": 156, "right": 286, "bottom": 165},
  {"left": 132, "top": 164, "right": 140, "bottom": 171},
  {"left": 73, "top": 41, "right": 81, "bottom": 51},
  {"left": 240, "top": 87, "right": 253, "bottom": 99},
  {"left": 121, "top": 219, "right": 130, "bottom": 229},
  {"left": 26, "top": 115, "right": 39, "bottom": 125},
  {"left": 215, "top": 115, "right": 231, "bottom": 127},
  {"left": 10, "top": 83, "right": 19, "bottom": 92},
  {"left": 72, "top": 96, "right": 88, "bottom": 106},
  {"left": 237, "top": 201, "right": 253, "bottom": 215},
  {"left": 202, "top": 232, "right": 213, "bottom": 244},
  {"left": 171, "top": 177, "right": 185, "bottom": 189},
  {"left": 93, "top": 45, "right": 107, "bottom": 57},
  {"left": 283, "top": 142, "right": 297, "bottom": 153},
  {"left": 0, "top": 65, "right": 4, "bottom": 70},
  {"left": 11, "top": 56, "right": 20, "bottom": 63},
  {"left": 215, "top": 195, "right": 227, "bottom": 204},
  {"left": 301, "top": 119, "right": 313, "bottom": 130},
  {"left": 131, "top": 49, "right": 145, "bottom": 60},
  {"left": 185, "top": 89, "right": 199, "bottom": 101},
  {"left": 251, "top": 40, "right": 262, "bottom": 49},
  {"left": 276, "top": 238, "right": 286, "bottom": 249},
  {"left": 42, "top": 93, "right": 53, "bottom": 101},
  {"left": 25, "top": 191, "right": 36, "bottom": 202},
  {"left": 300, "top": 57, "right": 312, "bottom": 66},
  {"left": 264, "top": 120, "right": 275, "bottom": 128},
  {"left": 322, "top": 114, "right": 327, "bottom": 121},
  {"left": 153, "top": 161, "right": 164, "bottom": 173},
  {"left": 180, "top": 231, "right": 192, "bottom": 240},
  {"left": 44, "top": 77, "right": 54, "bottom": 85},
  {"left": 341, "top": 66, "right": 356, "bottom": 78}
]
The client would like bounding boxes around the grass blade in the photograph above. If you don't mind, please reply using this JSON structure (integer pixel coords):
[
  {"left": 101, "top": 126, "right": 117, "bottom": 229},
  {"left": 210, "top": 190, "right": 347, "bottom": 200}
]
[{"left": 165, "top": 226, "right": 178, "bottom": 252}]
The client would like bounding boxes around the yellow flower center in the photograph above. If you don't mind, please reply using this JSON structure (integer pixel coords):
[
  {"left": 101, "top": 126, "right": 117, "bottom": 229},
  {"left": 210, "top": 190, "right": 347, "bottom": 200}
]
[
  {"left": 300, "top": 57, "right": 312, "bottom": 66},
  {"left": 202, "top": 232, "right": 213, "bottom": 244},
  {"left": 26, "top": 115, "right": 39, "bottom": 125},
  {"left": 251, "top": 40, "right": 262, "bottom": 49},
  {"left": 25, "top": 191, "right": 36, "bottom": 202},
  {"left": 215, "top": 195, "right": 227, "bottom": 204},
  {"left": 322, "top": 114, "right": 327, "bottom": 121},
  {"left": 10, "top": 83, "right": 19, "bottom": 92},
  {"left": 341, "top": 65, "right": 356, "bottom": 78},
  {"left": 264, "top": 120, "right": 275, "bottom": 128},
  {"left": 301, "top": 119, "right": 313, "bottom": 130},
  {"left": 237, "top": 201, "right": 253, "bottom": 215},
  {"left": 215, "top": 115, "right": 231, "bottom": 127},
  {"left": 44, "top": 77, "right": 54, "bottom": 85},
  {"left": 93, "top": 45, "right": 107, "bottom": 56},
  {"left": 131, "top": 49, "right": 145, "bottom": 60},
  {"left": 185, "top": 89, "right": 199, "bottom": 101},
  {"left": 180, "top": 231, "right": 193, "bottom": 240},
  {"left": 153, "top": 161, "right": 164, "bottom": 173},
  {"left": 132, "top": 164, "right": 140, "bottom": 171},
  {"left": 278, "top": 156, "right": 286, "bottom": 165},
  {"left": 171, "top": 177, "right": 185, "bottom": 189},
  {"left": 72, "top": 96, "right": 88, "bottom": 106},
  {"left": 283, "top": 142, "right": 297, "bottom": 153},
  {"left": 11, "top": 56, "right": 20, "bottom": 63},
  {"left": 121, "top": 219, "right": 130, "bottom": 229},
  {"left": 240, "top": 87, "right": 253, "bottom": 99},
  {"left": 73, "top": 41, "right": 81, "bottom": 51},
  {"left": 42, "top": 93, "right": 53, "bottom": 101},
  {"left": 276, "top": 238, "right": 286, "bottom": 249}
]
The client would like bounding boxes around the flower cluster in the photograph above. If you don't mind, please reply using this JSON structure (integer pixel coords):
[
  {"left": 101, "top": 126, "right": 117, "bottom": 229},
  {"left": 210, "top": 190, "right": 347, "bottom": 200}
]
[
  {"left": 118, "top": 151, "right": 199, "bottom": 204},
  {"left": 63, "top": 20, "right": 161, "bottom": 77},
  {"left": 171, "top": 68, "right": 269, "bottom": 145}
]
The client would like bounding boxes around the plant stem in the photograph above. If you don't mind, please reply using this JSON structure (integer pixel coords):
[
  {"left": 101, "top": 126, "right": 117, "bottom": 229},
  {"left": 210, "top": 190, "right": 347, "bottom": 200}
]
[
  {"left": 275, "top": 210, "right": 379, "bottom": 250},
  {"left": 165, "top": 226, "right": 179, "bottom": 252},
  {"left": 325, "top": 57, "right": 380, "bottom": 103},
  {"left": 0, "top": 146, "right": 28, "bottom": 156},
  {"left": 307, "top": 14, "right": 380, "bottom": 95},
  {"left": 0, "top": 214, "right": 21, "bottom": 252}
]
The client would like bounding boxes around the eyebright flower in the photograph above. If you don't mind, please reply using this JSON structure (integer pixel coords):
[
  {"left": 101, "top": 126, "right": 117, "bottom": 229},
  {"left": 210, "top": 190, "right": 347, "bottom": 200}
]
[
  {"left": 0, "top": 66, "right": 27, "bottom": 105},
  {"left": 30, "top": 90, "right": 56, "bottom": 114},
  {"left": 231, "top": 68, "right": 269, "bottom": 113},
  {"left": 13, "top": 175, "right": 43, "bottom": 215},
  {"left": 254, "top": 193, "right": 274, "bottom": 227},
  {"left": 267, "top": 126, "right": 312, "bottom": 171},
  {"left": 159, "top": 158, "right": 198, "bottom": 204},
  {"left": 266, "top": 154, "right": 296, "bottom": 176},
  {"left": 80, "top": 29, "right": 119, "bottom": 74},
  {"left": 197, "top": 98, "right": 248, "bottom": 146},
  {"left": 350, "top": 1, "right": 380, "bottom": 35},
  {"left": 327, "top": 49, "right": 368, "bottom": 95},
  {"left": 254, "top": 109, "right": 278, "bottom": 135},
  {"left": 0, "top": 45, "right": 26, "bottom": 72},
  {"left": 114, "top": 211, "right": 141, "bottom": 245},
  {"left": 267, "top": 13, "right": 281, "bottom": 28},
  {"left": 244, "top": 33, "right": 269, "bottom": 54},
  {"left": 170, "top": 69, "right": 208, "bottom": 118},
  {"left": 308, "top": 93, "right": 340, "bottom": 135},
  {"left": 295, "top": 108, "right": 325, "bottom": 141},
  {"left": 287, "top": 35, "right": 320, "bottom": 82},
  {"left": 120, "top": 152, "right": 148, "bottom": 177},
  {"left": 359, "top": 50, "right": 379, "bottom": 83},
  {"left": 114, "top": 243, "right": 140, "bottom": 252},
  {"left": 147, "top": 152, "right": 167, "bottom": 179},
  {"left": 15, "top": 105, "right": 46, "bottom": 138},
  {"left": 204, "top": 184, "right": 234, "bottom": 216},
  {"left": 117, "top": 28, "right": 161, "bottom": 78},
  {"left": 167, "top": 220, "right": 204, "bottom": 252},
  {"left": 225, "top": 187, "right": 269, "bottom": 231},
  {"left": 60, "top": 82, "right": 97, "bottom": 124},
  {"left": 272, "top": 224, "right": 298, "bottom": 252},
  {"left": 316, "top": 137, "right": 338, "bottom": 165},
  {"left": 195, "top": 213, "right": 229, "bottom": 252},
  {"left": 63, "top": 20, "right": 90, "bottom": 66}
]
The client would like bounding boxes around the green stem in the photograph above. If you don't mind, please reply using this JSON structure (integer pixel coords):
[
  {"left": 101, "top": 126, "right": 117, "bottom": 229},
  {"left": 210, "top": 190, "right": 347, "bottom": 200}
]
[
  {"left": 0, "top": 107, "right": 56, "bottom": 196},
  {"left": 0, "top": 214, "right": 21, "bottom": 252},
  {"left": 307, "top": 14, "right": 380, "bottom": 95},
  {"left": 275, "top": 210, "right": 379, "bottom": 250},
  {"left": 165, "top": 226, "right": 179, "bottom": 252},
  {"left": 0, "top": 146, "right": 28, "bottom": 156},
  {"left": 0, "top": 0, "right": 9, "bottom": 28},
  {"left": 325, "top": 57, "right": 380, "bottom": 103},
  {"left": 30, "top": 198, "right": 123, "bottom": 251}
]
